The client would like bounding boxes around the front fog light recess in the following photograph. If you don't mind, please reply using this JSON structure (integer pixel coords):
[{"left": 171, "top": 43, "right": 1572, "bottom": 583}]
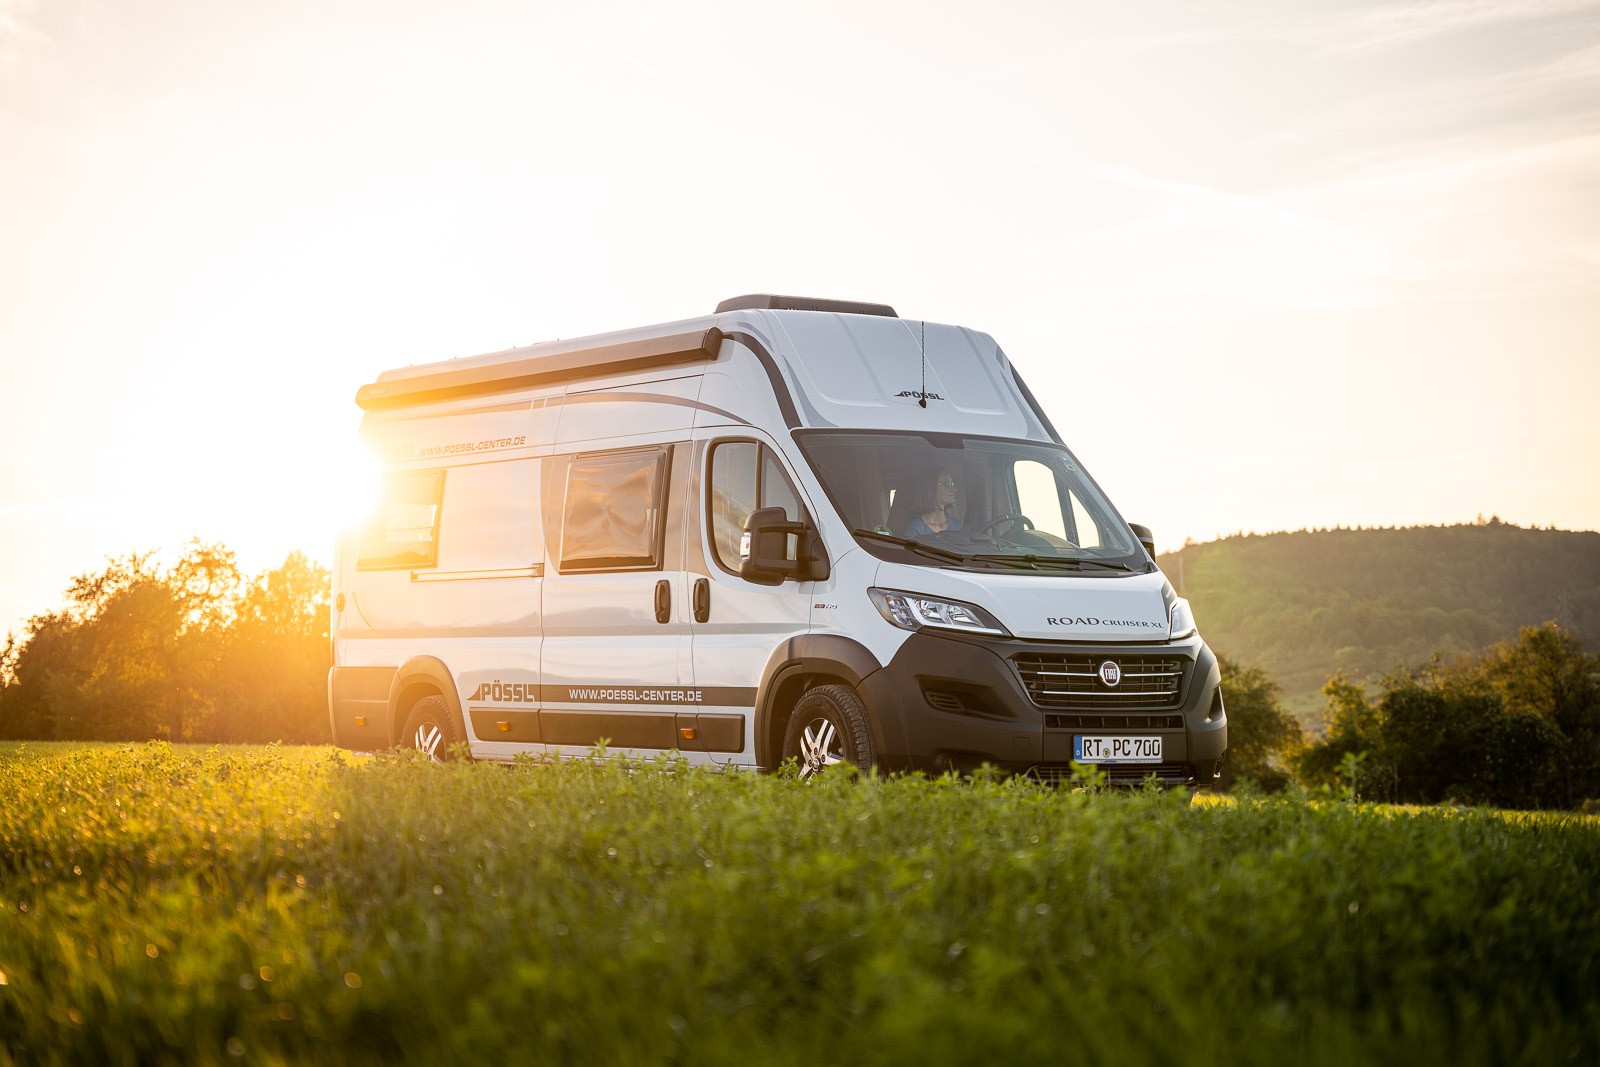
[{"left": 869, "top": 588, "right": 1010, "bottom": 637}]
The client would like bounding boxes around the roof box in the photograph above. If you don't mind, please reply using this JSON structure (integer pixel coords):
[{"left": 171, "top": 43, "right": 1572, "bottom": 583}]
[{"left": 716, "top": 294, "right": 897, "bottom": 317}]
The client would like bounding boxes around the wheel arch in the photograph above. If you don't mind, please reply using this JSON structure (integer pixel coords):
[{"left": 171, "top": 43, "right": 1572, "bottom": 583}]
[
  {"left": 386, "top": 656, "right": 466, "bottom": 747},
  {"left": 755, "top": 635, "right": 892, "bottom": 770}
]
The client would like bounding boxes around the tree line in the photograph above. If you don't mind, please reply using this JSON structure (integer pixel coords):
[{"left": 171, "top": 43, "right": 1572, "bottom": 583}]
[
  {"left": 4, "top": 543, "right": 1598, "bottom": 809},
  {"left": 1156, "top": 522, "right": 1600, "bottom": 719},
  {"left": 1293, "top": 622, "right": 1600, "bottom": 808},
  {"left": 1219, "top": 621, "right": 1600, "bottom": 809},
  {"left": 0, "top": 542, "right": 330, "bottom": 744}
]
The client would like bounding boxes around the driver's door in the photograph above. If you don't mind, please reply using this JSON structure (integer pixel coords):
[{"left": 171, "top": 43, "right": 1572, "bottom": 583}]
[{"left": 686, "top": 431, "right": 815, "bottom": 766}]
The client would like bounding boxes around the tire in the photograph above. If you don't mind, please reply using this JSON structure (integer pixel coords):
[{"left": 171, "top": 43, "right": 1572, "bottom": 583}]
[
  {"left": 782, "top": 684, "right": 876, "bottom": 780},
  {"left": 399, "top": 695, "right": 465, "bottom": 763}
]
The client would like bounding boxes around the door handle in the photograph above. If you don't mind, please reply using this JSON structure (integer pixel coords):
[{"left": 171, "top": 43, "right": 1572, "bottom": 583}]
[
  {"left": 654, "top": 579, "right": 671, "bottom": 624},
  {"left": 693, "top": 577, "right": 710, "bottom": 623}
]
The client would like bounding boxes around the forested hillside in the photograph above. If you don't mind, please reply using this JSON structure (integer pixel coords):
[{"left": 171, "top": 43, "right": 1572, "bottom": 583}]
[{"left": 1157, "top": 521, "right": 1600, "bottom": 720}]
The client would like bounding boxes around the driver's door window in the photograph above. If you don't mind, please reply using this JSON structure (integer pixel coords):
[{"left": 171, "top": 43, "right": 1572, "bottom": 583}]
[
  {"left": 708, "top": 440, "right": 806, "bottom": 573},
  {"left": 1012, "top": 459, "right": 1103, "bottom": 548}
]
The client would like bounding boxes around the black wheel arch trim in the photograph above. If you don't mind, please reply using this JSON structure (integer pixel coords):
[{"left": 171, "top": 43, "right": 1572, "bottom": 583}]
[
  {"left": 755, "top": 635, "right": 890, "bottom": 769},
  {"left": 387, "top": 656, "right": 467, "bottom": 744}
]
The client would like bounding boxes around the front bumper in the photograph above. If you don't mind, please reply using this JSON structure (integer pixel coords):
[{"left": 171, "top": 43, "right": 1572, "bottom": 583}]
[{"left": 857, "top": 630, "right": 1226, "bottom": 785}]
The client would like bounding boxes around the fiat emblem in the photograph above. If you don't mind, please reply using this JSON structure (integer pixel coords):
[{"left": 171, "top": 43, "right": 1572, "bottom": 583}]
[{"left": 1099, "top": 660, "right": 1122, "bottom": 687}]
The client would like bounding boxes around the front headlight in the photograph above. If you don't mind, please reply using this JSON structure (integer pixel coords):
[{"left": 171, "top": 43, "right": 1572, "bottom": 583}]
[
  {"left": 868, "top": 588, "right": 1011, "bottom": 637},
  {"left": 1169, "top": 597, "right": 1198, "bottom": 641}
]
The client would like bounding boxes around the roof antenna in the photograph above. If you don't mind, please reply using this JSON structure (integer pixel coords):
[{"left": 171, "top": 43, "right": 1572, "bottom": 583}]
[{"left": 918, "top": 319, "right": 927, "bottom": 408}]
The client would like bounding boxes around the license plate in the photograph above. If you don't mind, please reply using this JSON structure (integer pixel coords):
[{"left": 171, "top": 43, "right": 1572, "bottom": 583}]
[{"left": 1073, "top": 736, "right": 1163, "bottom": 763}]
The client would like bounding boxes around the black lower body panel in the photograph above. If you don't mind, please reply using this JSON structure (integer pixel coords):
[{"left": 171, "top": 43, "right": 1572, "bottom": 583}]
[
  {"left": 857, "top": 631, "right": 1226, "bottom": 784},
  {"left": 328, "top": 666, "right": 398, "bottom": 750},
  {"left": 471, "top": 709, "right": 745, "bottom": 753}
]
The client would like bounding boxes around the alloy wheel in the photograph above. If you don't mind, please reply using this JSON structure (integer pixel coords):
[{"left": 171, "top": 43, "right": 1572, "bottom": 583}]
[
  {"left": 798, "top": 717, "right": 844, "bottom": 779},
  {"left": 413, "top": 722, "right": 445, "bottom": 762}
]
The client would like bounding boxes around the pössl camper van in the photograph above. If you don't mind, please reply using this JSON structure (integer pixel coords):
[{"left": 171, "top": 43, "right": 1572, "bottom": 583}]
[{"left": 329, "top": 295, "right": 1226, "bottom": 784}]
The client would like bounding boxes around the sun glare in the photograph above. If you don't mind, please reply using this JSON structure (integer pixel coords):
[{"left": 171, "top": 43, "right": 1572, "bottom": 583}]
[{"left": 326, "top": 438, "right": 385, "bottom": 543}]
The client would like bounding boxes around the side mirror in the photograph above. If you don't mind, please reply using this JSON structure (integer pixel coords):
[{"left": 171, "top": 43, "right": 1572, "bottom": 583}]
[
  {"left": 739, "top": 507, "right": 828, "bottom": 585},
  {"left": 1128, "top": 523, "right": 1156, "bottom": 559}
]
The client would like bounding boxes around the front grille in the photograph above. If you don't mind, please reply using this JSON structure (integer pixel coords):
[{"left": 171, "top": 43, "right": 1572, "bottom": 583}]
[
  {"left": 1030, "top": 762, "right": 1196, "bottom": 786},
  {"left": 1013, "top": 653, "right": 1187, "bottom": 710},
  {"left": 1045, "top": 713, "right": 1184, "bottom": 730}
]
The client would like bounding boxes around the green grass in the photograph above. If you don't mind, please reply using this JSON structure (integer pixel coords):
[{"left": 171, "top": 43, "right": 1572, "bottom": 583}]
[{"left": 2, "top": 743, "right": 1597, "bottom": 1065}]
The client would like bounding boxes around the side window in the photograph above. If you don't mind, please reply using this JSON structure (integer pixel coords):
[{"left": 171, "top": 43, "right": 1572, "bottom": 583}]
[
  {"left": 762, "top": 450, "right": 802, "bottom": 523},
  {"left": 559, "top": 447, "right": 670, "bottom": 573},
  {"left": 1012, "top": 459, "right": 1068, "bottom": 541},
  {"left": 1069, "top": 492, "right": 1103, "bottom": 548},
  {"left": 435, "top": 459, "right": 540, "bottom": 569},
  {"left": 709, "top": 441, "right": 806, "bottom": 573},
  {"left": 709, "top": 441, "right": 758, "bottom": 569},
  {"left": 358, "top": 470, "right": 445, "bottom": 570},
  {"left": 1012, "top": 458, "right": 1104, "bottom": 548}
]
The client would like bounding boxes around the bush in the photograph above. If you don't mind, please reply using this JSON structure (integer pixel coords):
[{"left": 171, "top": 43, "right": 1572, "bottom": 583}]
[
  {"left": 1455, "top": 710, "right": 1567, "bottom": 810},
  {"left": 1297, "top": 623, "right": 1598, "bottom": 809}
]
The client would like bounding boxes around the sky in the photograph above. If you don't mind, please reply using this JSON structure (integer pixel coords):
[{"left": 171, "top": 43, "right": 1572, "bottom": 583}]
[{"left": 2, "top": 0, "right": 1598, "bottom": 639}]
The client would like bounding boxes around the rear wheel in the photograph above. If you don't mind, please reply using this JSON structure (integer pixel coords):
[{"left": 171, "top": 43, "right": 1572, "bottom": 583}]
[
  {"left": 783, "top": 684, "right": 875, "bottom": 779},
  {"left": 400, "top": 695, "right": 464, "bottom": 763}
]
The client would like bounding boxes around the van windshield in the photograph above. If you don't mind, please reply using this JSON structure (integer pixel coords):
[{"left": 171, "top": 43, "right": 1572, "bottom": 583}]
[{"left": 795, "top": 431, "right": 1150, "bottom": 573}]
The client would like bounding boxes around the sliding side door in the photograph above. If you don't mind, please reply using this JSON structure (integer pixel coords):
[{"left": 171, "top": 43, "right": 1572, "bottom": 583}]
[{"left": 538, "top": 442, "right": 702, "bottom": 760}]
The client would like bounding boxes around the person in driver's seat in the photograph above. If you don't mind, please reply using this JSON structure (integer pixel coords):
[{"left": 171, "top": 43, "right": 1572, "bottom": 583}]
[{"left": 903, "top": 469, "right": 962, "bottom": 537}]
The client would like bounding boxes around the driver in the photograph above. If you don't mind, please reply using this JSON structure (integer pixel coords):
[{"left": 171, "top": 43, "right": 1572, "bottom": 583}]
[{"left": 903, "top": 469, "right": 962, "bottom": 537}]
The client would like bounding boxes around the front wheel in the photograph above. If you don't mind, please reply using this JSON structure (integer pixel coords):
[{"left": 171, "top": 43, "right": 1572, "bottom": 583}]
[
  {"left": 783, "top": 684, "right": 876, "bottom": 779},
  {"left": 400, "top": 695, "right": 464, "bottom": 763}
]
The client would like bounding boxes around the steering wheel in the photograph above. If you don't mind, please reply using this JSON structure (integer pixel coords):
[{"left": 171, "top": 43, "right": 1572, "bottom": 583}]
[{"left": 978, "top": 513, "right": 1036, "bottom": 536}]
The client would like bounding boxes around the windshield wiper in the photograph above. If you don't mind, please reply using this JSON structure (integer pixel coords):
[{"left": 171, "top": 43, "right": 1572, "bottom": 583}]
[
  {"left": 851, "top": 531, "right": 1139, "bottom": 573},
  {"left": 976, "top": 553, "right": 1139, "bottom": 573},
  {"left": 851, "top": 529, "right": 972, "bottom": 565}
]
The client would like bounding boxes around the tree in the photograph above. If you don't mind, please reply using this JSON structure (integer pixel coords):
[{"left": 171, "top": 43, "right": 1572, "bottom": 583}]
[
  {"left": 0, "top": 612, "right": 75, "bottom": 739},
  {"left": 1214, "top": 653, "right": 1302, "bottom": 791},
  {"left": 1295, "top": 627, "right": 1589, "bottom": 809},
  {"left": 1296, "top": 675, "right": 1390, "bottom": 798},
  {"left": 0, "top": 543, "right": 328, "bottom": 744},
  {"left": 196, "top": 552, "right": 332, "bottom": 743},
  {"left": 1474, "top": 622, "right": 1600, "bottom": 800},
  {"left": 0, "top": 631, "right": 16, "bottom": 688}
]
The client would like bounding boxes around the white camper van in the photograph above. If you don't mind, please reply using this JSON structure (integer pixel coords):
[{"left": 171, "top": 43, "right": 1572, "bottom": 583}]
[{"left": 329, "top": 295, "right": 1226, "bottom": 785}]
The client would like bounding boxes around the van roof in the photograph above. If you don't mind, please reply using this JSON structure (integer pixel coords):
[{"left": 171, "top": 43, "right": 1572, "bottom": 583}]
[
  {"left": 356, "top": 295, "right": 892, "bottom": 412},
  {"left": 715, "top": 294, "right": 897, "bottom": 317},
  {"left": 354, "top": 296, "right": 1058, "bottom": 445}
]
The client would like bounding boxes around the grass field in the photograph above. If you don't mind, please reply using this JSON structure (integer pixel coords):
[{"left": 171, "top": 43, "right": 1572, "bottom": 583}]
[{"left": 2, "top": 742, "right": 1597, "bottom": 1066}]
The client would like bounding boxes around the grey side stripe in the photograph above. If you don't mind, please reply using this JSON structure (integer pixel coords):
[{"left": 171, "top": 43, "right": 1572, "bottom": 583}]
[{"left": 559, "top": 390, "right": 751, "bottom": 426}]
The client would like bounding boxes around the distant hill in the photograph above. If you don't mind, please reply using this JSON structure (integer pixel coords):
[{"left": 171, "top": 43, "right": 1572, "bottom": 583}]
[{"left": 1157, "top": 522, "right": 1600, "bottom": 721}]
